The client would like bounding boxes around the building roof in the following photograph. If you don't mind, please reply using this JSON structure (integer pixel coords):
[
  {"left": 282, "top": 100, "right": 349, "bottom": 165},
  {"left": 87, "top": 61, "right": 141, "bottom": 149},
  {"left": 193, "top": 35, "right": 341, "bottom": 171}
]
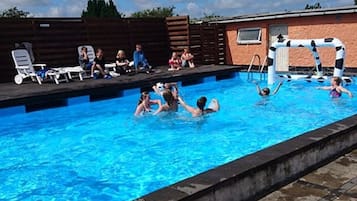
[{"left": 210, "top": 5, "right": 357, "bottom": 24}]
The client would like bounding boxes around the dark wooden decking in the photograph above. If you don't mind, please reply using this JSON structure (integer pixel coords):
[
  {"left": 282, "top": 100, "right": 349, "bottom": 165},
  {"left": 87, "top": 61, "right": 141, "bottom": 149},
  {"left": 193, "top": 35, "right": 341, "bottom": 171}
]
[{"left": 0, "top": 65, "right": 242, "bottom": 109}]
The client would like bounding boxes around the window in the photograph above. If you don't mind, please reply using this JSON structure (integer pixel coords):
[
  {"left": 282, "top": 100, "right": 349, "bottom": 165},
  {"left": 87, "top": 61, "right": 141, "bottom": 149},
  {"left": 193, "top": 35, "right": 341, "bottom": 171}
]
[{"left": 237, "top": 28, "right": 262, "bottom": 44}]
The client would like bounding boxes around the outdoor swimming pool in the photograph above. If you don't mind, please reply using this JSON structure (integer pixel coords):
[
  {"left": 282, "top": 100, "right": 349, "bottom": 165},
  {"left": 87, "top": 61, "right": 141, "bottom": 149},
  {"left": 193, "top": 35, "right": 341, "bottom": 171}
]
[{"left": 1, "top": 72, "right": 356, "bottom": 201}]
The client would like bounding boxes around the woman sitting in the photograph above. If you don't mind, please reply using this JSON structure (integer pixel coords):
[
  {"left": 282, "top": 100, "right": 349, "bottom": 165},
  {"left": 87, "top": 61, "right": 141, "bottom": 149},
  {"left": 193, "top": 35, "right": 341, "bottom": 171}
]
[
  {"left": 181, "top": 48, "right": 195, "bottom": 68},
  {"left": 168, "top": 52, "right": 182, "bottom": 71}
]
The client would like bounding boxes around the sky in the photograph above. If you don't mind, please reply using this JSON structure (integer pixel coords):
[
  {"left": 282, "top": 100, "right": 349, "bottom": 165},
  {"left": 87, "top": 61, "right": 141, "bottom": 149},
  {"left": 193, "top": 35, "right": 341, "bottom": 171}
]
[{"left": 0, "top": 0, "right": 354, "bottom": 18}]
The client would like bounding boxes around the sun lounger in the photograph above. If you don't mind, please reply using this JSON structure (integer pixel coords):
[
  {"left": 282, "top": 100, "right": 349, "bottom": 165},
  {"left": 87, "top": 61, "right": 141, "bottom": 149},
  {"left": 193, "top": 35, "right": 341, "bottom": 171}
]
[{"left": 12, "top": 49, "right": 69, "bottom": 84}]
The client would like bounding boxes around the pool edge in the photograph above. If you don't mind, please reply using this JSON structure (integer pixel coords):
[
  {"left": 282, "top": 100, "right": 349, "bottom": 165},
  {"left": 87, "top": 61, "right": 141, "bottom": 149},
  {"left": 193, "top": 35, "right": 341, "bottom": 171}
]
[{"left": 136, "top": 114, "right": 357, "bottom": 201}]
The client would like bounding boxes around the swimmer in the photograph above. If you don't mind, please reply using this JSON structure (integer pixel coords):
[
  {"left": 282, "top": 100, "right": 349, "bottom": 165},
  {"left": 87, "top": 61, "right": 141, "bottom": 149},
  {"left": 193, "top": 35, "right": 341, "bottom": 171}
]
[
  {"left": 153, "top": 89, "right": 179, "bottom": 114},
  {"left": 254, "top": 80, "right": 283, "bottom": 96},
  {"left": 178, "top": 96, "right": 219, "bottom": 117},
  {"left": 316, "top": 76, "right": 353, "bottom": 98},
  {"left": 134, "top": 91, "right": 161, "bottom": 116},
  {"left": 152, "top": 82, "right": 178, "bottom": 98}
]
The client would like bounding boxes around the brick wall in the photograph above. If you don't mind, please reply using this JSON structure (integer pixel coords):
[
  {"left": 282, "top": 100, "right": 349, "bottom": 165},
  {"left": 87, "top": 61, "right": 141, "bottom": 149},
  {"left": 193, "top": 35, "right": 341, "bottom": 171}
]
[{"left": 225, "top": 13, "right": 357, "bottom": 69}]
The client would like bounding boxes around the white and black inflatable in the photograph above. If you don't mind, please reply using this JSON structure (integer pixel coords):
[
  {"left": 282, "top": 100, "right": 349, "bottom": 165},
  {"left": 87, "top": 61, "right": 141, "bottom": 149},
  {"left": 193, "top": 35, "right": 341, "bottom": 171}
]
[{"left": 267, "top": 37, "right": 346, "bottom": 85}]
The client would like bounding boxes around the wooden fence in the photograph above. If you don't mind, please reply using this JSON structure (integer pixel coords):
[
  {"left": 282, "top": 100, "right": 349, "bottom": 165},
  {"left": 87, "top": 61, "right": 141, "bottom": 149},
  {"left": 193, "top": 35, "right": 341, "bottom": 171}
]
[
  {"left": 190, "top": 22, "right": 226, "bottom": 65},
  {"left": 0, "top": 16, "right": 225, "bottom": 83}
]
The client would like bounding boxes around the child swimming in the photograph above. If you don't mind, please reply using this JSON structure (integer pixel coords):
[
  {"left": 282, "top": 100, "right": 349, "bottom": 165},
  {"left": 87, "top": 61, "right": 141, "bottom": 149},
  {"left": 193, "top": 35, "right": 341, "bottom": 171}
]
[{"left": 316, "top": 76, "right": 353, "bottom": 98}]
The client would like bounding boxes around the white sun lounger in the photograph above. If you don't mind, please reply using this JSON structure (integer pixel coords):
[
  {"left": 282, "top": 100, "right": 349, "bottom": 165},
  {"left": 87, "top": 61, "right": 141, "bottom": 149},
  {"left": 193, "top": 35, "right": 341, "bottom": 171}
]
[{"left": 11, "top": 49, "right": 69, "bottom": 85}]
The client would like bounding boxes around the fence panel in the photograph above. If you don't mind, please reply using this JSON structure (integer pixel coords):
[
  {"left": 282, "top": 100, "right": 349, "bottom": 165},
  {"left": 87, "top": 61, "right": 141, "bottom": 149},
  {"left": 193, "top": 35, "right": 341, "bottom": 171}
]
[
  {"left": 0, "top": 16, "right": 225, "bottom": 83},
  {"left": 190, "top": 23, "right": 226, "bottom": 65}
]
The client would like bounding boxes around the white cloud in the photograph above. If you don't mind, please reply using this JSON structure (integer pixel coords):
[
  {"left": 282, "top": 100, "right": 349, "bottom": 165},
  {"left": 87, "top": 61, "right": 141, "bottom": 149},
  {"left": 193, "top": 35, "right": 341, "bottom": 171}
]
[
  {"left": 186, "top": 2, "right": 201, "bottom": 17},
  {"left": 0, "top": 0, "right": 50, "bottom": 7},
  {"left": 213, "top": 0, "right": 245, "bottom": 9},
  {"left": 132, "top": 0, "right": 160, "bottom": 10},
  {"left": 0, "top": 0, "right": 354, "bottom": 18}
]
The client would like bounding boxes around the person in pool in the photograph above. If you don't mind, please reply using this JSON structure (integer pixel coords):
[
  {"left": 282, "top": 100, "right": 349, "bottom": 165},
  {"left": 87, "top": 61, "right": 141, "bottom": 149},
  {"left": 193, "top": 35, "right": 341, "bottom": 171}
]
[
  {"left": 254, "top": 80, "right": 283, "bottom": 97},
  {"left": 152, "top": 82, "right": 179, "bottom": 99},
  {"left": 177, "top": 96, "right": 219, "bottom": 117},
  {"left": 316, "top": 76, "right": 353, "bottom": 98},
  {"left": 153, "top": 89, "right": 179, "bottom": 114},
  {"left": 134, "top": 91, "right": 161, "bottom": 116}
]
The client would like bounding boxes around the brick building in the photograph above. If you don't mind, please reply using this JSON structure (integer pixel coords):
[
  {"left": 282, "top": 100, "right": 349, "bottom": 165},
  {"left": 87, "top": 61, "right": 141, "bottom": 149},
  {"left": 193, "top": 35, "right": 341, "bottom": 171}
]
[{"left": 212, "top": 6, "right": 357, "bottom": 71}]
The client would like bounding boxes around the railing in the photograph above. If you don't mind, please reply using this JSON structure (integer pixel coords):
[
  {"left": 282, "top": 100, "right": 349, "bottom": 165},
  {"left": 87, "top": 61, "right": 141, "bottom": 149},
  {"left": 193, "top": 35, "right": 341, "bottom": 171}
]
[{"left": 247, "top": 54, "right": 267, "bottom": 81}]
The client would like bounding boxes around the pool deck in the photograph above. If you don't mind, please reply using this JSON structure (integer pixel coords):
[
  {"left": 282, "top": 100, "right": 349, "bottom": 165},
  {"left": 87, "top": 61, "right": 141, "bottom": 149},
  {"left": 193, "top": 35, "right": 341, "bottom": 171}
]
[
  {"left": 0, "top": 64, "right": 240, "bottom": 108},
  {"left": 259, "top": 149, "right": 357, "bottom": 201},
  {"left": 0, "top": 64, "right": 356, "bottom": 201}
]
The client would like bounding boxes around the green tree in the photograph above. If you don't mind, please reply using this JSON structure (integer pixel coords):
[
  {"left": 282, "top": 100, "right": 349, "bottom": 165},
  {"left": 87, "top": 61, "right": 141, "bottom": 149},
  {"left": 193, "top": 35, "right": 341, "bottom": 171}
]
[
  {"left": 190, "top": 13, "right": 223, "bottom": 23},
  {"left": 355, "top": 0, "right": 357, "bottom": 5},
  {"left": 0, "top": 7, "right": 29, "bottom": 18},
  {"left": 131, "top": 6, "right": 175, "bottom": 18},
  {"left": 82, "top": 0, "right": 123, "bottom": 18}
]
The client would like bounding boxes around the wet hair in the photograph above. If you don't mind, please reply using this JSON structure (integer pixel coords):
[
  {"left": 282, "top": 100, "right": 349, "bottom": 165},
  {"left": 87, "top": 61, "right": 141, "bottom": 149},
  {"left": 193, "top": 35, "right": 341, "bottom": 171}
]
[
  {"left": 332, "top": 76, "right": 342, "bottom": 85},
  {"left": 162, "top": 89, "right": 175, "bottom": 106},
  {"left": 138, "top": 91, "right": 149, "bottom": 105},
  {"left": 262, "top": 87, "right": 270, "bottom": 95},
  {"left": 196, "top": 96, "right": 207, "bottom": 111}
]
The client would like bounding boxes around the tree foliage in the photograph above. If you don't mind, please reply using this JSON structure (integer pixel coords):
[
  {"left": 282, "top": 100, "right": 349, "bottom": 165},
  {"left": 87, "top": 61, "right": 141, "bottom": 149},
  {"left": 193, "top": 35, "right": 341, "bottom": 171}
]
[
  {"left": 190, "top": 13, "right": 223, "bottom": 23},
  {"left": 82, "top": 0, "right": 123, "bottom": 18},
  {"left": 131, "top": 6, "right": 175, "bottom": 18},
  {"left": 355, "top": 0, "right": 357, "bottom": 5},
  {"left": 0, "top": 7, "right": 29, "bottom": 18},
  {"left": 305, "top": 2, "right": 322, "bottom": 9}
]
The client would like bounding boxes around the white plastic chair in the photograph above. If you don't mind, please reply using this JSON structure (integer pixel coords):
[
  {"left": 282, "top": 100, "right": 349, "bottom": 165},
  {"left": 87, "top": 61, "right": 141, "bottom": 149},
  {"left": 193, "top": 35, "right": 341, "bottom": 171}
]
[
  {"left": 11, "top": 49, "right": 68, "bottom": 85},
  {"left": 77, "top": 45, "right": 120, "bottom": 77},
  {"left": 77, "top": 45, "right": 95, "bottom": 63}
]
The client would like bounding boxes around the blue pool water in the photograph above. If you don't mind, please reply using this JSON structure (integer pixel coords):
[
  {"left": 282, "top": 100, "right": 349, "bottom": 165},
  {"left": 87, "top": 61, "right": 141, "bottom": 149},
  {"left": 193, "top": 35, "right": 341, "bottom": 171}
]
[{"left": 1, "top": 73, "right": 357, "bottom": 200}]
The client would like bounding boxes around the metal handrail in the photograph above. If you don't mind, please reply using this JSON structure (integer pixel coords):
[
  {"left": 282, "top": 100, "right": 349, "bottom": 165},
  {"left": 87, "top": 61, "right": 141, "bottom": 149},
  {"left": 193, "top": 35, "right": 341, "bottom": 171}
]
[
  {"left": 247, "top": 54, "right": 261, "bottom": 73},
  {"left": 248, "top": 54, "right": 268, "bottom": 81},
  {"left": 259, "top": 56, "right": 268, "bottom": 80}
]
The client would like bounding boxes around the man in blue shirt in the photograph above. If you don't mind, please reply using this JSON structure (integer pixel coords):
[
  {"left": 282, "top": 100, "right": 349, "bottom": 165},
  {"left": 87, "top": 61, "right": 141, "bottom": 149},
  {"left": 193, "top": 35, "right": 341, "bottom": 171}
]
[{"left": 133, "top": 44, "right": 151, "bottom": 73}]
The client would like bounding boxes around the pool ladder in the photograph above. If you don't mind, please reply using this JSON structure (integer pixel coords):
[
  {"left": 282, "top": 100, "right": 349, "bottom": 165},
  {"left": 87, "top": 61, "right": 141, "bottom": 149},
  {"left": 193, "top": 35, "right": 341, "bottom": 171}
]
[{"left": 247, "top": 54, "right": 267, "bottom": 81}]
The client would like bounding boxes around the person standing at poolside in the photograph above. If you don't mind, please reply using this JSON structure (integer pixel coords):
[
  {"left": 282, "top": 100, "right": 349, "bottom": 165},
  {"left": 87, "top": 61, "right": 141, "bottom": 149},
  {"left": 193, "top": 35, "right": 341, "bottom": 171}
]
[
  {"left": 316, "top": 76, "right": 353, "bottom": 98},
  {"left": 178, "top": 96, "right": 219, "bottom": 117},
  {"left": 133, "top": 44, "right": 151, "bottom": 73}
]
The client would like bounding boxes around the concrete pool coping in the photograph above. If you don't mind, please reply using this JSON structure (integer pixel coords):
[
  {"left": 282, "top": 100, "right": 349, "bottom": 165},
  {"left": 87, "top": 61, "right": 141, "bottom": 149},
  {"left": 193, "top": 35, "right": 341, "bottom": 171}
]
[
  {"left": 136, "top": 114, "right": 357, "bottom": 201},
  {"left": 0, "top": 65, "right": 356, "bottom": 200}
]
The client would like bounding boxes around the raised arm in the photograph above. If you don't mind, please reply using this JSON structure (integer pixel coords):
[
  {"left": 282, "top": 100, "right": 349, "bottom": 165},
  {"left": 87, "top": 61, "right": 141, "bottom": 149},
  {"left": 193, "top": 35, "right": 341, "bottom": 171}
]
[
  {"left": 177, "top": 96, "right": 197, "bottom": 115},
  {"left": 254, "top": 82, "right": 263, "bottom": 96},
  {"left": 272, "top": 81, "right": 283, "bottom": 95}
]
